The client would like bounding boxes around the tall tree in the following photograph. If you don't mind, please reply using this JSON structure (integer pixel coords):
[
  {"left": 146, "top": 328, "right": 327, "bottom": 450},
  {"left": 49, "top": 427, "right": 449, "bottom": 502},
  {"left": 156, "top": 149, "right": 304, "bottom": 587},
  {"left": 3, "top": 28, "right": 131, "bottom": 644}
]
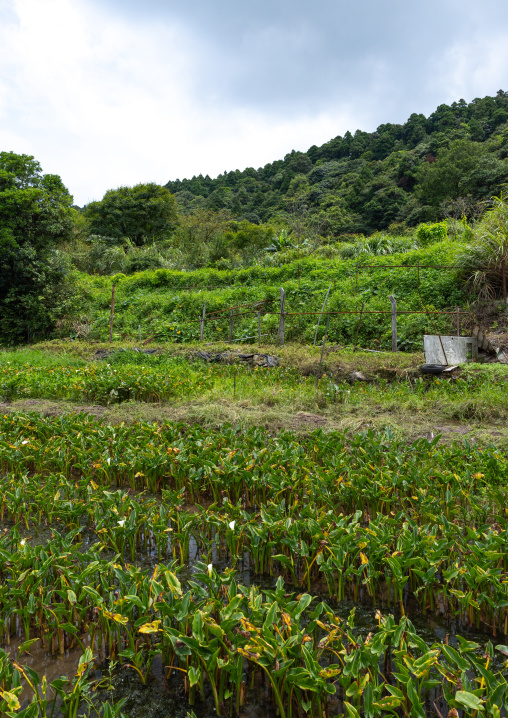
[
  {"left": 0, "top": 152, "right": 76, "bottom": 343},
  {"left": 85, "top": 183, "right": 178, "bottom": 246}
]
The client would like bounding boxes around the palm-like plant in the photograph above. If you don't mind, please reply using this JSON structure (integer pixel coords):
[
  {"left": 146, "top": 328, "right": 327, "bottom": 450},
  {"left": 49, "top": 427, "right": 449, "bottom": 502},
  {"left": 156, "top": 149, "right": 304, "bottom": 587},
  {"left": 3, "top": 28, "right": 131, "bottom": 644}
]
[{"left": 457, "top": 195, "right": 508, "bottom": 299}]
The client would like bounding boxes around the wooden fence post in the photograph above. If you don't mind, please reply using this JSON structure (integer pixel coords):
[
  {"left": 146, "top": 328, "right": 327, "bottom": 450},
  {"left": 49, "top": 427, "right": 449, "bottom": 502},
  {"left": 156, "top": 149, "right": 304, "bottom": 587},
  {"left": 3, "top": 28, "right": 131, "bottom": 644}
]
[
  {"left": 317, "top": 314, "right": 331, "bottom": 383},
  {"left": 258, "top": 311, "right": 261, "bottom": 348},
  {"left": 229, "top": 309, "right": 233, "bottom": 342},
  {"left": 109, "top": 284, "right": 115, "bottom": 343},
  {"left": 389, "top": 295, "right": 397, "bottom": 352},
  {"left": 502, "top": 259, "right": 507, "bottom": 303},
  {"left": 277, "top": 288, "right": 286, "bottom": 346},
  {"left": 353, "top": 303, "right": 365, "bottom": 352},
  {"left": 314, "top": 284, "right": 332, "bottom": 346},
  {"left": 200, "top": 302, "right": 206, "bottom": 342}
]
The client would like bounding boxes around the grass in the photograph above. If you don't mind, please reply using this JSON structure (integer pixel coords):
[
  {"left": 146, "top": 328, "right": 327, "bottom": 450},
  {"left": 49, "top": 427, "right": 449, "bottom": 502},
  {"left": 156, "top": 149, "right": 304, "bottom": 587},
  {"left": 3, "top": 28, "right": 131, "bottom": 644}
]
[
  {"left": 68, "top": 239, "right": 468, "bottom": 351},
  {"left": 0, "top": 347, "right": 87, "bottom": 367},
  {"left": 1, "top": 342, "right": 508, "bottom": 446}
]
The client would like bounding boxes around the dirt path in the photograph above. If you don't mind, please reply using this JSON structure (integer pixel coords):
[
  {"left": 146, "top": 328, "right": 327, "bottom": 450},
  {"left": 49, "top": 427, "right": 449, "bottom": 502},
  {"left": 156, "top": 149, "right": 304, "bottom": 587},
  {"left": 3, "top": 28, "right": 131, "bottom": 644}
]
[{"left": 2, "top": 397, "right": 507, "bottom": 447}]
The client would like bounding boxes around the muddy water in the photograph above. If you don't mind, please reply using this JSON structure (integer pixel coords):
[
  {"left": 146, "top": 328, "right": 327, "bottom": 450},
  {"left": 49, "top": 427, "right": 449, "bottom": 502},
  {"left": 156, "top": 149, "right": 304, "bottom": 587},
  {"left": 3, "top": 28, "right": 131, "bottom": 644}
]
[
  {"left": 2, "top": 518, "right": 505, "bottom": 717},
  {"left": 2, "top": 569, "right": 503, "bottom": 718}
]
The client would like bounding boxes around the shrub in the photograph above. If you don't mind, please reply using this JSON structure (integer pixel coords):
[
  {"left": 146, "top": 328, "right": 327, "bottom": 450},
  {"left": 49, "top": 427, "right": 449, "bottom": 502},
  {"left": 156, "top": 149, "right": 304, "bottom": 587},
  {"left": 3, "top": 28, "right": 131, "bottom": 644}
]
[
  {"left": 416, "top": 222, "right": 447, "bottom": 246},
  {"left": 456, "top": 195, "right": 508, "bottom": 299}
]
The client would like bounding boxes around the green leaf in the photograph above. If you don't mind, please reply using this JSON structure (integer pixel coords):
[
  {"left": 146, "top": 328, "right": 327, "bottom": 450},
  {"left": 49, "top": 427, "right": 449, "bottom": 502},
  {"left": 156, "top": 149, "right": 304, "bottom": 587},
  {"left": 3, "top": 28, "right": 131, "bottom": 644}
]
[
  {"left": 188, "top": 665, "right": 201, "bottom": 688},
  {"left": 406, "top": 679, "right": 425, "bottom": 718},
  {"left": 374, "top": 696, "right": 403, "bottom": 709},
  {"left": 455, "top": 690, "right": 484, "bottom": 711},
  {"left": 262, "top": 602, "right": 278, "bottom": 634},
  {"left": 17, "top": 638, "right": 40, "bottom": 656},
  {"left": 441, "top": 644, "right": 470, "bottom": 672},
  {"left": 192, "top": 610, "right": 205, "bottom": 644},
  {"left": 344, "top": 702, "right": 361, "bottom": 718},
  {"left": 456, "top": 636, "right": 480, "bottom": 653}
]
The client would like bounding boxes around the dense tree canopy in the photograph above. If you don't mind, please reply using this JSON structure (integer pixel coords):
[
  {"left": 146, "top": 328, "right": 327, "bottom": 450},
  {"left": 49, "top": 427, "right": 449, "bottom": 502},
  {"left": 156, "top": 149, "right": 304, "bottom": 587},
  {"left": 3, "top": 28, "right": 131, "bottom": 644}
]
[
  {"left": 166, "top": 91, "right": 508, "bottom": 236},
  {"left": 85, "top": 183, "right": 178, "bottom": 246},
  {"left": 0, "top": 152, "right": 76, "bottom": 343}
]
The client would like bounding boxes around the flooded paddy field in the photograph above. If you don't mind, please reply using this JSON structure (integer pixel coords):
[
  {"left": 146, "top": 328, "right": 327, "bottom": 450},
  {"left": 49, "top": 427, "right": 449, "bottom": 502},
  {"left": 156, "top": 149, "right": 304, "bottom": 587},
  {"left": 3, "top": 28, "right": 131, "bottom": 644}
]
[{"left": 1, "top": 411, "right": 508, "bottom": 717}]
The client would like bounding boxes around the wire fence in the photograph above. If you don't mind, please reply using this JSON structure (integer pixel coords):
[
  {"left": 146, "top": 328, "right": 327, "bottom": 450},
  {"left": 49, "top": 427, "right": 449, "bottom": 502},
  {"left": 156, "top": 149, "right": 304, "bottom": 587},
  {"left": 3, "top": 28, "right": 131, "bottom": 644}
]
[{"left": 105, "top": 259, "right": 507, "bottom": 350}]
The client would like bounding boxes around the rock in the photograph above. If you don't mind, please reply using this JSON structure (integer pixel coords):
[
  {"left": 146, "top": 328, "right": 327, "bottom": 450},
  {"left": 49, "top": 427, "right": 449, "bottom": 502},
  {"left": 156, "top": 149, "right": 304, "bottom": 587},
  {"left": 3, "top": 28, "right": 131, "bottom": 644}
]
[{"left": 196, "top": 350, "right": 278, "bottom": 368}]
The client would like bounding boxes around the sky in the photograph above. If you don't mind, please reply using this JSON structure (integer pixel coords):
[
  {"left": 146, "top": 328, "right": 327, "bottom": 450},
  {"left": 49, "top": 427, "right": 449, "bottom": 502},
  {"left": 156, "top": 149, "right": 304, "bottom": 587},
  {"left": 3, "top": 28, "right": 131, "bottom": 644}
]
[{"left": 1, "top": 0, "right": 508, "bottom": 206}]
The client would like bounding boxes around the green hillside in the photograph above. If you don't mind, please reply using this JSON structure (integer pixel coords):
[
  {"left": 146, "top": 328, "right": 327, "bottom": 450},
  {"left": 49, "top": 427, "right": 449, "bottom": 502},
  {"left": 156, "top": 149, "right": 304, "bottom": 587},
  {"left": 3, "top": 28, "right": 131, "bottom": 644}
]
[
  {"left": 76, "top": 238, "right": 466, "bottom": 351},
  {"left": 2, "top": 93, "right": 508, "bottom": 345},
  {"left": 166, "top": 91, "right": 508, "bottom": 235}
]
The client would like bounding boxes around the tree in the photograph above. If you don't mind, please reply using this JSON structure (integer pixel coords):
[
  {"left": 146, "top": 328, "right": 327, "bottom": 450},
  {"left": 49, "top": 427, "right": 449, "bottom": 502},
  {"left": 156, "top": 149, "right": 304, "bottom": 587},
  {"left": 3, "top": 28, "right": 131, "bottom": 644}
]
[
  {"left": 0, "top": 151, "right": 76, "bottom": 344},
  {"left": 421, "top": 139, "right": 486, "bottom": 206},
  {"left": 85, "top": 183, "right": 178, "bottom": 246},
  {"left": 173, "top": 208, "right": 232, "bottom": 267}
]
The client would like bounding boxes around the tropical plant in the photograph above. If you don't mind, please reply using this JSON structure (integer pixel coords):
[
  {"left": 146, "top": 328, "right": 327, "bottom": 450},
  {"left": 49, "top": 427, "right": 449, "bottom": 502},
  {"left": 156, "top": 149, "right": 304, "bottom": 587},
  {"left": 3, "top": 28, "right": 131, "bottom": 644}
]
[{"left": 457, "top": 194, "right": 508, "bottom": 298}]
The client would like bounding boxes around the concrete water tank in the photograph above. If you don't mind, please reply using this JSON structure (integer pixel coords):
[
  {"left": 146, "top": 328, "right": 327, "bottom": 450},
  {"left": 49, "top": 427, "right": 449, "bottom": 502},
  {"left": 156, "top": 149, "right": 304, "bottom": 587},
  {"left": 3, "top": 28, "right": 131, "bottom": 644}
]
[{"left": 423, "top": 335, "right": 478, "bottom": 365}]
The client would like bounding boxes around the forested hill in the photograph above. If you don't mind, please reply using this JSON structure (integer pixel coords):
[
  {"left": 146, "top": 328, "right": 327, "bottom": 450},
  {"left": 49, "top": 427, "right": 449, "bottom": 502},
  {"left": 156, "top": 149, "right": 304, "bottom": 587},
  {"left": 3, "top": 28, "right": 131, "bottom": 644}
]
[{"left": 165, "top": 91, "right": 508, "bottom": 236}]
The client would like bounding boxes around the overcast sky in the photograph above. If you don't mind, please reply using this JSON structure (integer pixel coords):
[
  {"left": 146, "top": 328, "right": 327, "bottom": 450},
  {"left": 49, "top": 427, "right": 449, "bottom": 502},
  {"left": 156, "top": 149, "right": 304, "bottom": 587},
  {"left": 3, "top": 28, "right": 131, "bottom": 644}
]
[{"left": 1, "top": 0, "right": 508, "bottom": 206}]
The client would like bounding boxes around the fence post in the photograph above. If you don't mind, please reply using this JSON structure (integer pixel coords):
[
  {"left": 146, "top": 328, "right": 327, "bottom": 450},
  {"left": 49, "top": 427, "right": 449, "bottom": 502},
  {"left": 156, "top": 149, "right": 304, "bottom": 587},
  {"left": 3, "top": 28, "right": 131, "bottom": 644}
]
[
  {"left": 353, "top": 303, "right": 365, "bottom": 352},
  {"left": 502, "top": 259, "right": 507, "bottom": 303},
  {"left": 277, "top": 288, "right": 286, "bottom": 346},
  {"left": 109, "top": 284, "right": 115, "bottom": 343},
  {"left": 389, "top": 295, "right": 397, "bottom": 352},
  {"left": 258, "top": 311, "right": 261, "bottom": 348},
  {"left": 456, "top": 307, "right": 460, "bottom": 336},
  {"left": 200, "top": 302, "right": 206, "bottom": 342},
  {"left": 314, "top": 284, "right": 332, "bottom": 346},
  {"left": 317, "top": 314, "right": 331, "bottom": 384},
  {"left": 138, "top": 325, "right": 141, "bottom": 343},
  {"left": 229, "top": 309, "right": 233, "bottom": 342}
]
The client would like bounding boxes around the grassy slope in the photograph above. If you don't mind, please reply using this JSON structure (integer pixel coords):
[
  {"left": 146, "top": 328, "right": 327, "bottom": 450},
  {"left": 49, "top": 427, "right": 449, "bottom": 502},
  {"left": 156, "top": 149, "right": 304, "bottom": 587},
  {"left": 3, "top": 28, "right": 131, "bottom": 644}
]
[{"left": 75, "top": 240, "right": 467, "bottom": 350}]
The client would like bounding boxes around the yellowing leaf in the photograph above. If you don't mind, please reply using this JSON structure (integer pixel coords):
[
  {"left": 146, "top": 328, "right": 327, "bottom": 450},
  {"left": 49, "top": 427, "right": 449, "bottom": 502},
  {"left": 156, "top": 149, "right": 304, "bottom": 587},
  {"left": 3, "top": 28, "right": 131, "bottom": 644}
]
[
  {"left": 0, "top": 689, "right": 20, "bottom": 711},
  {"left": 138, "top": 620, "right": 161, "bottom": 634},
  {"left": 112, "top": 613, "right": 129, "bottom": 625}
]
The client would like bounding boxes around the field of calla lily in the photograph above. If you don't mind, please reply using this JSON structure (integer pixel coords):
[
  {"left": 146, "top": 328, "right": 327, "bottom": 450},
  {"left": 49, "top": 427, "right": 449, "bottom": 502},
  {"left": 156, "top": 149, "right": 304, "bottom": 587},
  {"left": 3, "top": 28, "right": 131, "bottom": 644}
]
[{"left": 0, "top": 408, "right": 508, "bottom": 718}]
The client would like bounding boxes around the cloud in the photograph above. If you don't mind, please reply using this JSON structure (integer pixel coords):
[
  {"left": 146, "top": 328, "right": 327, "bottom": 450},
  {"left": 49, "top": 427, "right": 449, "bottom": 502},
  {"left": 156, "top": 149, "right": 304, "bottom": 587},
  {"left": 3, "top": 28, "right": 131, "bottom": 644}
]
[
  {"left": 429, "top": 32, "right": 508, "bottom": 104},
  {"left": 1, "top": 0, "right": 508, "bottom": 205}
]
